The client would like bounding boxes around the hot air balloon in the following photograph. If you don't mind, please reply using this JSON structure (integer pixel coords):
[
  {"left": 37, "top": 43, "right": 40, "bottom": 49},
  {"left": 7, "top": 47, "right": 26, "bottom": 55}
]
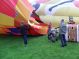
[
  {"left": 0, "top": 0, "right": 48, "bottom": 35},
  {"left": 0, "top": 0, "right": 79, "bottom": 35},
  {"left": 33, "top": 0, "right": 79, "bottom": 28}
]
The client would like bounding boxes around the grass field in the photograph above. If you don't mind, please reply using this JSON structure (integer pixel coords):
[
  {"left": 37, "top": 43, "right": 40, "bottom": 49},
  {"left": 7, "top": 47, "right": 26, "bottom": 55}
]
[{"left": 0, "top": 35, "right": 79, "bottom": 59}]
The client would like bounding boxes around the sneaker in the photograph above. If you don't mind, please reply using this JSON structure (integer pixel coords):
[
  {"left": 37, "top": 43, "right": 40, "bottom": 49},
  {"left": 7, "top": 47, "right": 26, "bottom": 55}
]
[
  {"left": 61, "top": 45, "right": 64, "bottom": 47},
  {"left": 64, "top": 44, "right": 67, "bottom": 46},
  {"left": 24, "top": 45, "right": 27, "bottom": 47}
]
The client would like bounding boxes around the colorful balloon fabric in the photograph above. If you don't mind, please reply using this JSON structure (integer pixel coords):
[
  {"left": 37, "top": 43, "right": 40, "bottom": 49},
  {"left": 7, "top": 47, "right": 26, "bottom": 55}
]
[
  {"left": 33, "top": 0, "right": 79, "bottom": 27},
  {"left": 0, "top": 0, "right": 48, "bottom": 35},
  {"left": 0, "top": 0, "right": 79, "bottom": 35},
  {"left": 74, "top": 0, "right": 79, "bottom": 8}
]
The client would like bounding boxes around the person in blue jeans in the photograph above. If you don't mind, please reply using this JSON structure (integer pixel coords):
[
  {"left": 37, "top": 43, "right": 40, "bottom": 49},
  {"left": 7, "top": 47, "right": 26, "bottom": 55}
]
[
  {"left": 20, "top": 21, "right": 29, "bottom": 47},
  {"left": 59, "top": 19, "right": 67, "bottom": 47}
]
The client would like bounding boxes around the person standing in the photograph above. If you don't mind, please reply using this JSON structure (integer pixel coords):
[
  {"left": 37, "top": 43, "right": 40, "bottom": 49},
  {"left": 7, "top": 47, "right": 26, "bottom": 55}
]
[
  {"left": 59, "top": 19, "right": 67, "bottom": 47},
  {"left": 20, "top": 21, "right": 29, "bottom": 47},
  {"left": 68, "top": 16, "right": 75, "bottom": 24}
]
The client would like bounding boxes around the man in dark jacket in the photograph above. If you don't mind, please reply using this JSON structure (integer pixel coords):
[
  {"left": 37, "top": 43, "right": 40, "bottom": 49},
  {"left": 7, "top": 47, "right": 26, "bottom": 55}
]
[{"left": 20, "top": 21, "right": 29, "bottom": 46}]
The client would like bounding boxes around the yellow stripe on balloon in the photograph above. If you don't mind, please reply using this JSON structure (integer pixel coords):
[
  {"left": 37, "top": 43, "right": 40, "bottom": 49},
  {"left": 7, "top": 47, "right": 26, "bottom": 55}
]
[
  {"left": 40, "top": 15, "right": 79, "bottom": 28},
  {"left": 15, "top": 0, "right": 30, "bottom": 21},
  {"left": 0, "top": 13, "right": 14, "bottom": 27},
  {"left": 54, "top": 7, "right": 79, "bottom": 17}
]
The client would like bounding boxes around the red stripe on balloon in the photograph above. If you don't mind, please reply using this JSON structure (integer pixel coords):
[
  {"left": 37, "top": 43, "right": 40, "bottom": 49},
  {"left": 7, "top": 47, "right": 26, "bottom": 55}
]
[{"left": 0, "top": 0, "right": 18, "bottom": 18}]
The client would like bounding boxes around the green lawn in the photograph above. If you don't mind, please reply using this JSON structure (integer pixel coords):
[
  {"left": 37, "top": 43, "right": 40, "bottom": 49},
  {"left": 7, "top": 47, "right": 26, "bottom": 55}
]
[{"left": 0, "top": 35, "right": 79, "bottom": 59}]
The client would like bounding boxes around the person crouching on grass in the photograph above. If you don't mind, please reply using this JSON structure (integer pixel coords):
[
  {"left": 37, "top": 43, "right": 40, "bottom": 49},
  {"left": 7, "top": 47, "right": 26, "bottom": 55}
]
[
  {"left": 20, "top": 21, "right": 29, "bottom": 47},
  {"left": 59, "top": 19, "right": 67, "bottom": 47},
  {"left": 48, "top": 23, "right": 56, "bottom": 42}
]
